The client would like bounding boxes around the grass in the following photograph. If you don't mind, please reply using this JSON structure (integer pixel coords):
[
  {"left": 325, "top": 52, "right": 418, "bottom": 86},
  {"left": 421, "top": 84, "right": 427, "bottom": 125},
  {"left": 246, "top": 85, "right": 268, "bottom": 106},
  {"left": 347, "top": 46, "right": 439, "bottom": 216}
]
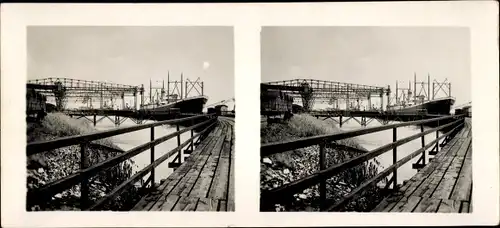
[
  {"left": 260, "top": 114, "right": 386, "bottom": 211},
  {"left": 27, "top": 112, "right": 118, "bottom": 149},
  {"left": 261, "top": 114, "right": 366, "bottom": 169}
]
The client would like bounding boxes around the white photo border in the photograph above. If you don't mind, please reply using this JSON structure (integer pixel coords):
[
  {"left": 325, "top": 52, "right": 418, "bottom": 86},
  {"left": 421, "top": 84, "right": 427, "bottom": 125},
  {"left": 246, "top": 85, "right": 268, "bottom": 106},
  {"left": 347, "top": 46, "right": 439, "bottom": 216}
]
[{"left": 1, "top": 2, "right": 498, "bottom": 227}]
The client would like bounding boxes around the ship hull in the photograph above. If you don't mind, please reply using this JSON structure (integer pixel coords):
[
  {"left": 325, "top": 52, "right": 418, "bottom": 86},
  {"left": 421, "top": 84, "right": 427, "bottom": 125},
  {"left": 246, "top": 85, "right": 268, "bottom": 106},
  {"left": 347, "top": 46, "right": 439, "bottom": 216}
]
[
  {"left": 142, "top": 96, "right": 208, "bottom": 114},
  {"left": 389, "top": 98, "right": 455, "bottom": 115}
]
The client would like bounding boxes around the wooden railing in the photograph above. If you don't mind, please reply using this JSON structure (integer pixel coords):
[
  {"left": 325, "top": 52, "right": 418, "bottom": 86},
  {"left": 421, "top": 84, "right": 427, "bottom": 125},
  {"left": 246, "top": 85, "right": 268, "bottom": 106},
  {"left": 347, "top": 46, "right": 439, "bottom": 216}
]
[
  {"left": 260, "top": 114, "right": 466, "bottom": 211},
  {"left": 26, "top": 114, "right": 217, "bottom": 211}
]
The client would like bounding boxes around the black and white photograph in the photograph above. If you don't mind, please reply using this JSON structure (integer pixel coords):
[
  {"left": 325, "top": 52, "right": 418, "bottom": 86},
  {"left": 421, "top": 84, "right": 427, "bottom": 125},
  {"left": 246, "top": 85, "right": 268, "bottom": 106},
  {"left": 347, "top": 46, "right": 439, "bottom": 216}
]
[
  {"left": 1, "top": 2, "right": 498, "bottom": 227},
  {"left": 26, "top": 26, "right": 235, "bottom": 211},
  {"left": 260, "top": 26, "right": 472, "bottom": 212}
]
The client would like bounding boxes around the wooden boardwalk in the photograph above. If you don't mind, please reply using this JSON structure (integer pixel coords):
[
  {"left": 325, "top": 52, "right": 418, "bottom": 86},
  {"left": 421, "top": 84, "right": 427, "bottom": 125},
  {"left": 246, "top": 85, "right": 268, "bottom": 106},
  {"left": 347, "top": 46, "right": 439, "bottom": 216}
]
[
  {"left": 372, "top": 118, "right": 472, "bottom": 213},
  {"left": 132, "top": 118, "right": 235, "bottom": 211}
]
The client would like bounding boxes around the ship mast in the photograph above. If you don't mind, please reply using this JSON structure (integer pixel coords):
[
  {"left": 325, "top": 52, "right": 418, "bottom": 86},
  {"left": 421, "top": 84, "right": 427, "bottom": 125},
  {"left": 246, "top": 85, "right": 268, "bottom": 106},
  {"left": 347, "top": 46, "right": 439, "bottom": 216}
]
[
  {"left": 161, "top": 79, "right": 165, "bottom": 102},
  {"left": 149, "top": 79, "right": 152, "bottom": 105},
  {"left": 414, "top": 72, "right": 417, "bottom": 103},
  {"left": 408, "top": 80, "right": 412, "bottom": 103},
  {"left": 428, "top": 73, "right": 431, "bottom": 101},
  {"left": 167, "top": 71, "right": 170, "bottom": 103}
]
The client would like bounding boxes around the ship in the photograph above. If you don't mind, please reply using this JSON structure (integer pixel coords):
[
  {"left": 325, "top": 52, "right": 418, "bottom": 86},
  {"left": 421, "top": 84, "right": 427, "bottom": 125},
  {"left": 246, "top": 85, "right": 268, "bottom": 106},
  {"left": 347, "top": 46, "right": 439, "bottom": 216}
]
[
  {"left": 141, "top": 94, "right": 208, "bottom": 114},
  {"left": 388, "top": 95, "right": 455, "bottom": 115},
  {"left": 386, "top": 74, "right": 456, "bottom": 115}
]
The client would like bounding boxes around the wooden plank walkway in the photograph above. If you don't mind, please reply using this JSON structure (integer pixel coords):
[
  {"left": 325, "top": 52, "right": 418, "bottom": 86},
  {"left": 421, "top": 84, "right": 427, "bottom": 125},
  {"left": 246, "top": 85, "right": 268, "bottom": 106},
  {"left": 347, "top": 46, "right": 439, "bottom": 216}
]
[
  {"left": 372, "top": 118, "right": 472, "bottom": 213},
  {"left": 132, "top": 118, "right": 235, "bottom": 211}
]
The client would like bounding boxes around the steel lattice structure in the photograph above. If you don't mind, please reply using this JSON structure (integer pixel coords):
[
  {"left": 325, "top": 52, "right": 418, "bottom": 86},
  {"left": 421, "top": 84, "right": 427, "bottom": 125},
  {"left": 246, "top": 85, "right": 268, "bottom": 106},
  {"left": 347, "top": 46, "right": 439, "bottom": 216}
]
[
  {"left": 27, "top": 78, "right": 144, "bottom": 110},
  {"left": 262, "top": 79, "right": 391, "bottom": 111}
]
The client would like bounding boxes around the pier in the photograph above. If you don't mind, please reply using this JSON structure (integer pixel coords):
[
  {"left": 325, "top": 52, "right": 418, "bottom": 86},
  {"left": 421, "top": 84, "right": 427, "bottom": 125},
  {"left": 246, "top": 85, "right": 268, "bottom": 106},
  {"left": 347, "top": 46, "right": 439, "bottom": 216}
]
[
  {"left": 62, "top": 109, "right": 235, "bottom": 126},
  {"left": 372, "top": 117, "right": 472, "bottom": 213},
  {"left": 63, "top": 109, "right": 183, "bottom": 126},
  {"left": 26, "top": 114, "right": 235, "bottom": 211},
  {"left": 310, "top": 110, "right": 444, "bottom": 127},
  {"left": 132, "top": 117, "right": 235, "bottom": 211},
  {"left": 260, "top": 114, "right": 469, "bottom": 212}
]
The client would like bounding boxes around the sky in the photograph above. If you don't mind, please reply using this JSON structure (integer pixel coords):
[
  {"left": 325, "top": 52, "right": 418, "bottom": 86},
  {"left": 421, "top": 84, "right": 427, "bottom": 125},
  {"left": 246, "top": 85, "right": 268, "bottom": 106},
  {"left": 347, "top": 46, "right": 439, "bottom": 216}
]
[
  {"left": 261, "top": 26, "right": 471, "bottom": 108},
  {"left": 27, "top": 26, "right": 234, "bottom": 109}
]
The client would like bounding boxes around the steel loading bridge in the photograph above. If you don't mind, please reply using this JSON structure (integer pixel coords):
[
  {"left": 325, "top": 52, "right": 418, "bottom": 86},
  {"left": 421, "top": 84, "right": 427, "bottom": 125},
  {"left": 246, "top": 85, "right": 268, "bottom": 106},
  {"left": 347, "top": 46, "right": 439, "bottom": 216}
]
[
  {"left": 27, "top": 77, "right": 143, "bottom": 111},
  {"left": 27, "top": 75, "right": 204, "bottom": 111},
  {"left": 261, "top": 79, "right": 391, "bottom": 112}
]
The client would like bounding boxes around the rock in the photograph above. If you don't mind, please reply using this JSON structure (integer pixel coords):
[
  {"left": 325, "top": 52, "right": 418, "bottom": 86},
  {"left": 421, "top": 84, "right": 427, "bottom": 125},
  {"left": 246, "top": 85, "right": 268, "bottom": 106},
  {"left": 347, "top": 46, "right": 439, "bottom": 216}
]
[
  {"left": 54, "top": 193, "right": 62, "bottom": 198},
  {"left": 283, "top": 168, "right": 290, "bottom": 174},
  {"left": 298, "top": 194, "right": 307, "bottom": 199},
  {"left": 274, "top": 204, "right": 285, "bottom": 212},
  {"left": 37, "top": 168, "right": 45, "bottom": 173},
  {"left": 263, "top": 158, "right": 273, "bottom": 165}
]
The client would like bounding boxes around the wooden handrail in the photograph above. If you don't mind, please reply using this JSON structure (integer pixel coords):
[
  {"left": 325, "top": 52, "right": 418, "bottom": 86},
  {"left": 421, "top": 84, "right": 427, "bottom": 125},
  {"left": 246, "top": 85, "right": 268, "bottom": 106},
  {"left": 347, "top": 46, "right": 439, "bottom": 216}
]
[
  {"left": 327, "top": 121, "right": 463, "bottom": 211},
  {"left": 261, "top": 115, "right": 461, "bottom": 157},
  {"left": 26, "top": 114, "right": 217, "bottom": 210},
  {"left": 87, "top": 120, "right": 217, "bottom": 210},
  {"left": 260, "top": 114, "right": 465, "bottom": 211},
  {"left": 27, "top": 114, "right": 214, "bottom": 155}
]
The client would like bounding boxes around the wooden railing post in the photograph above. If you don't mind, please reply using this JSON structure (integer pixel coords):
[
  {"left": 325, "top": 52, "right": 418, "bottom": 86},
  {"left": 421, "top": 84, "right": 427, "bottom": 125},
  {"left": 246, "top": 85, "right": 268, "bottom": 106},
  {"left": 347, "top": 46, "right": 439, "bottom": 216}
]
[
  {"left": 150, "top": 126, "right": 155, "bottom": 188},
  {"left": 80, "top": 141, "right": 89, "bottom": 210},
  {"left": 462, "top": 116, "right": 466, "bottom": 130},
  {"left": 435, "top": 120, "right": 439, "bottom": 153},
  {"left": 176, "top": 123, "right": 181, "bottom": 164},
  {"left": 392, "top": 127, "right": 397, "bottom": 190},
  {"left": 190, "top": 119, "right": 194, "bottom": 151},
  {"left": 420, "top": 124, "right": 425, "bottom": 166},
  {"left": 319, "top": 141, "right": 326, "bottom": 211}
]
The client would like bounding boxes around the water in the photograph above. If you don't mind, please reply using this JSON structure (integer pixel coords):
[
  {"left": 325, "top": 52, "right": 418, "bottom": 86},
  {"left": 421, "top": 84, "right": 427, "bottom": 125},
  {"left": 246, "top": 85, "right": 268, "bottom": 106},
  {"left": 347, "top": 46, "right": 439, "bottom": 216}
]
[
  {"left": 93, "top": 117, "right": 194, "bottom": 184},
  {"left": 339, "top": 119, "right": 443, "bottom": 186}
]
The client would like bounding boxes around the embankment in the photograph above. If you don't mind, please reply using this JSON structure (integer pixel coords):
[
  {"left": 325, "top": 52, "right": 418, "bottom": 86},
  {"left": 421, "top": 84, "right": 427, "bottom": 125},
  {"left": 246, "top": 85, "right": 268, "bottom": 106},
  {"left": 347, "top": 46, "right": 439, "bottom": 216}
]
[
  {"left": 27, "top": 113, "right": 143, "bottom": 211},
  {"left": 260, "top": 114, "right": 386, "bottom": 211}
]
